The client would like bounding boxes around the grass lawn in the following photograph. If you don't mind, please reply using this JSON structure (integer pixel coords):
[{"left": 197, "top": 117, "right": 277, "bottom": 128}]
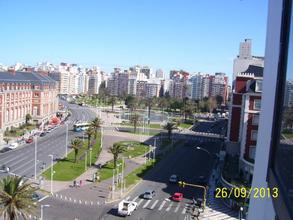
[
  {"left": 178, "top": 123, "right": 193, "bottom": 129},
  {"left": 122, "top": 160, "right": 155, "bottom": 188},
  {"left": 283, "top": 133, "right": 293, "bottom": 139},
  {"left": 120, "top": 122, "right": 162, "bottom": 129},
  {"left": 115, "top": 141, "right": 150, "bottom": 158},
  {"left": 42, "top": 133, "right": 101, "bottom": 181},
  {"left": 99, "top": 159, "right": 122, "bottom": 181}
]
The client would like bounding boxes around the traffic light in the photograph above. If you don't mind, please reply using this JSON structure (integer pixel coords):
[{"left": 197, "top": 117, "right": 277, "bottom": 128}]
[{"left": 178, "top": 181, "right": 186, "bottom": 188}]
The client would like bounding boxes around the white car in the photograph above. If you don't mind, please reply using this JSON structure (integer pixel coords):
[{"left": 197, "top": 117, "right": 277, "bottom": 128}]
[
  {"left": 8, "top": 143, "right": 19, "bottom": 149},
  {"left": 118, "top": 200, "right": 137, "bottom": 216},
  {"left": 169, "top": 174, "right": 178, "bottom": 183},
  {"left": 143, "top": 190, "right": 156, "bottom": 199}
]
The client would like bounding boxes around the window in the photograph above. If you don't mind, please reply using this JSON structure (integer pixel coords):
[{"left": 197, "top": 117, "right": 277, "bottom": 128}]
[
  {"left": 251, "top": 130, "right": 258, "bottom": 141},
  {"left": 252, "top": 114, "right": 259, "bottom": 125},
  {"left": 249, "top": 146, "right": 256, "bottom": 160},
  {"left": 255, "top": 80, "right": 262, "bottom": 92},
  {"left": 254, "top": 99, "right": 261, "bottom": 110},
  {"left": 268, "top": 1, "right": 293, "bottom": 218}
]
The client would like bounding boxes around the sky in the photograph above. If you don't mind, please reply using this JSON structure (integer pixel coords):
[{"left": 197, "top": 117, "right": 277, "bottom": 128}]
[{"left": 0, "top": 0, "right": 268, "bottom": 79}]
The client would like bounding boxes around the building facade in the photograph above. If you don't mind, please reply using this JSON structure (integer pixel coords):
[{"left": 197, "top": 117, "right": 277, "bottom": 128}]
[
  {"left": 226, "top": 65, "right": 263, "bottom": 179},
  {"left": 0, "top": 71, "right": 59, "bottom": 142}
]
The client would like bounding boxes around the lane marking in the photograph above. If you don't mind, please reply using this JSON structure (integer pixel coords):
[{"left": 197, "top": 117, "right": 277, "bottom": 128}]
[
  {"left": 142, "top": 199, "right": 151, "bottom": 208},
  {"left": 137, "top": 199, "right": 144, "bottom": 206},
  {"left": 38, "top": 195, "right": 49, "bottom": 202},
  {"left": 165, "top": 202, "right": 172, "bottom": 212},
  {"left": 132, "top": 196, "right": 139, "bottom": 202},
  {"left": 174, "top": 203, "right": 180, "bottom": 213},
  {"left": 158, "top": 200, "right": 166, "bottom": 211},
  {"left": 182, "top": 206, "right": 187, "bottom": 214},
  {"left": 150, "top": 200, "right": 159, "bottom": 210}
]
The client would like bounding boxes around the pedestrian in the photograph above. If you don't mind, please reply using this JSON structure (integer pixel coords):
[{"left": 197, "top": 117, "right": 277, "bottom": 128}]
[
  {"left": 80, "top": 180, "right": 82, "bottom": 187},
  {"left": 73, "top": 180, "right": 76, "bottom": 187}
]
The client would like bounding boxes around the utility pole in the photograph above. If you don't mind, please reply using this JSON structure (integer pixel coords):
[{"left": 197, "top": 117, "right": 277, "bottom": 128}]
[
  {"left": 65, "top": 123, "right": 68, "bottom": 156},
  {"left": 34, "top": 136, "right": 37, "bottom": 180},
  {"left": 89, "top": 148, "right": 92, "bottom": 166},
  {"left": 48, "top": 154, "right": 54, "bottom": 194},
  {"left": 112, "top": 168, "right": 115, "bottom": 199},
  {"left": 84, "top": 151, "right": 88, "bottom": 171}
]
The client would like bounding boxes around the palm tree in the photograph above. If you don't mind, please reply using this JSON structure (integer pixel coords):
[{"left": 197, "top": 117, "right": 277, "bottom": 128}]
[
  {"left": 129, "top": 113, "right": 141, "bottom": 133},
  {"left": 85, "top": 126, "right": 95, "bottom": 149},
  {"left": 108, "top": 96, "right": 117, "bottom": 112},
  {"left": 0, "top": 176, "right": 37, "bottom": 220},
  {"left": 108, "top": 143, "right": 126, "bottom": 169},
  {"left": 91, "top": 117, "right": 102, "bottom": 140},
  {"left": 71, "top": 138, "right": 83, "bottom": 163},
  {"left": 163, "top": 122, "right": 177, "bottom": 140}
]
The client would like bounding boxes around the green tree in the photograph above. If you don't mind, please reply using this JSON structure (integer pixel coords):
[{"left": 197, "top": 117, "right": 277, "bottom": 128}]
[
  {"left": 71, "top": 138, "right": 83, "bottom": 163},
  {"left": 125, "top": 95, "right": 138, "bottom": 111},
  {"left": 129, "top": 113, "right": 141, "bottom": 133},
  {"left": 85, "top": 126, "right": 95, "bottom": 149},
  {"left": 91, "top": 117, "right": 102, "bottom": 140},
  {"left": 0, "top": 176, "right": 37, "bottom": 220},
  {"left": 108, "top": 143, "right": 126, "bottom": 169},
  {"left": 108, "top": 96, "right": 117, "bottom": 112},
  {"left": 215, "top": 95, "right": 224, "bottom": 107},
  {"left": 163, "top": 122, "right": 177, "bottom": 140},
  {"left": 25, "top": 114, "right": 32, "bottom": 125}
]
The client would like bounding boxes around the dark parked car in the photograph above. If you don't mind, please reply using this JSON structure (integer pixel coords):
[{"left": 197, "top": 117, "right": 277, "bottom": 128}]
[
  {"left": 0, "top": 147, "right": 12, "bottom": 153},
  {"left": 40, "top": 132, "right": 46, "bottom": 137}
]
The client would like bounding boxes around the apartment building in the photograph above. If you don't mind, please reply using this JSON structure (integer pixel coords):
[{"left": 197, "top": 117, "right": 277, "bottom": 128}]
[
  {"left": 0, "top": 71, "right": 59, "bottom": 142},
  {"left": 233, "top": 39, "right": 264, "bottom": 87},
  {"left": 190, "top": 72, "right": 229, "bottom": 102},
  {"left": 226, "top": 65, "right": 263, "bottom": 181}
]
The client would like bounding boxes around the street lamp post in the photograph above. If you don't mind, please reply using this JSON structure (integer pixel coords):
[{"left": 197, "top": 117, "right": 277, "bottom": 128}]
[
  {"left": 40, "top": 204, "right": 50, "bottom": 220},
  {"left": 121, "top": 157, "right": 124, "bottom": 196},
  {"left": 89, "top": 148, "right": 92, "bottom": 166},
  {"left": 239, "top": 207, "right": 243, "bottom": 220},
  {"left": 85, "top": 151, "right": 88, "bottom": 171},
  {"left": 34, "top": 136, "right": 38, "bottom": 180},
  {"left": 65, "top": 123, "right": 68, "bottom": 156},
  {"left": 112, "top": 168, "right": 115, "bottom": 199},
  {"left": 48, "top": 154, "right": 54, "bottom": 194},
  {"left": 100, "top": 127, "right": 103, "bottom": 149}
]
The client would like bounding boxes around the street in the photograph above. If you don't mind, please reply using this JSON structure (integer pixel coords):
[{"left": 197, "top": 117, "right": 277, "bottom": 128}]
[{"left": 0, "top": 103, "right": 97, "bottom": 179}]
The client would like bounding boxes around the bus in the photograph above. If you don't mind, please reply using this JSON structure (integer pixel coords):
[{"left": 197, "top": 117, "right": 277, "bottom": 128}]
[{"left": 73, "top": 122, "right": 91, "bottom": 132}]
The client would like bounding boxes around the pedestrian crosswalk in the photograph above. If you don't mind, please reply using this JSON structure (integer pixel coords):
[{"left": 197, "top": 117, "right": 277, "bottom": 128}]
[{"left": 121, "top": 195, "right": 238, "bottom": 219}]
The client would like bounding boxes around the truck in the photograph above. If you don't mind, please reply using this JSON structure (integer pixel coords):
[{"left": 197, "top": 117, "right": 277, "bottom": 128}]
[{"left": 117, "top": 200, "right": 138, "bottom": 216}]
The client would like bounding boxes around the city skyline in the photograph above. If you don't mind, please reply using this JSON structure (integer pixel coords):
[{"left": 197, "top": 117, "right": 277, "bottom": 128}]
[{"left": 0, "top": 0, "right": 268, "bottom": 79}]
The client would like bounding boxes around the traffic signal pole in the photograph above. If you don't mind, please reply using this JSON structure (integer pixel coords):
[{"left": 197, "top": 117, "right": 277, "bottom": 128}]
[{"left": 178, "top": 181, "right": 207, "bottom": 209}]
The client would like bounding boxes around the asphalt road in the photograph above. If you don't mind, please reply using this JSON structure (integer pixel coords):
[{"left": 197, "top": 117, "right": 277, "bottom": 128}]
[
  {"left": 97, "top": 140, "right": 221, "bottom": 220},
  {"left": 0, "top": 102, "right": 97, "bottom": 179}
]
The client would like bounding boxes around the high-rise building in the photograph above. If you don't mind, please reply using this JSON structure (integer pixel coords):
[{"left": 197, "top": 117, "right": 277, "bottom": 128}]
[
  {"left": 87, "top": 71, "right": 103, "bottom": 95},
  {"left": 145, "top": 83, "right": 159, "bottom": 98},
  {"left": 284, "top": 80, "right": 293, "bottom": 107},
  {"left": 107, "top": 69, "right": 129, "bottom": 97},
  {"left": 233, "top": 39, "right": 264, "bottom": 86},
  {"left": 190, "top": 72, "right": 228, "bottom": 102},
  {"left": 155, "top": 69, "right": 164, "bottom": 79},
  {"left": 191, "top": 73, "right": 203, "bottom": 100}
]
